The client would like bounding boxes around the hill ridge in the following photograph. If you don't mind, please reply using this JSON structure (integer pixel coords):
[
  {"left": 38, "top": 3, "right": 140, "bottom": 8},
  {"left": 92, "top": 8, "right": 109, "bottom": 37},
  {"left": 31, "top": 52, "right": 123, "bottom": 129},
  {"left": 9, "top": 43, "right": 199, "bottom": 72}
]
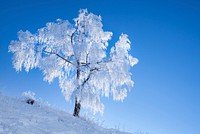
[{"left": 0, "top": 93, "right": 131, "bottom": 134}]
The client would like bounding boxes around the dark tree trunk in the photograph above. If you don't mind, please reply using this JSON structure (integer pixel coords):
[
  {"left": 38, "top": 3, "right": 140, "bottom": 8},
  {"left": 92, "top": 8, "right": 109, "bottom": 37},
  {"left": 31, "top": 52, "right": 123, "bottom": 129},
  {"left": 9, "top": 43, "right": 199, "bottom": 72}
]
[
  {"left": 73, "top": 61, "right": 81, "bottom": 117},
  {"left": 73, "top": 97, "right": 81, "bottom": 117}
]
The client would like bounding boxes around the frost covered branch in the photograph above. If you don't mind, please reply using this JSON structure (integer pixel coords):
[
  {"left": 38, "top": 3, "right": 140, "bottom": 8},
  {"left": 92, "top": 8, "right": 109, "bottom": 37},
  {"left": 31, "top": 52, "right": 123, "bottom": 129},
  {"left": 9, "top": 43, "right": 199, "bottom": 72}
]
[{"left": 43, "top": 50, "right": 74, "bottom": 65}]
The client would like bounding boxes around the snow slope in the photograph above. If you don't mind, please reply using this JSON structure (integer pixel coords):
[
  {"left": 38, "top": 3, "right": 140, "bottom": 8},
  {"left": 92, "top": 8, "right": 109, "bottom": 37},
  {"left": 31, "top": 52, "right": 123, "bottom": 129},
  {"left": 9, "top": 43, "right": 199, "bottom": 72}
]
[{"left": 0, "top": 93, "right": 131, "bottom": 134}]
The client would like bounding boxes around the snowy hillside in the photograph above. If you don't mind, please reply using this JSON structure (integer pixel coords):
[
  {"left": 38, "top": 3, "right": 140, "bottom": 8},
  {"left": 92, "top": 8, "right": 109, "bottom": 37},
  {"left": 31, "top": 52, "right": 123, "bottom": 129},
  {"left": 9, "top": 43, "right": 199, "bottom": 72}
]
[{"left": 0, "top": 93, "right": 131, "bottom": 134}]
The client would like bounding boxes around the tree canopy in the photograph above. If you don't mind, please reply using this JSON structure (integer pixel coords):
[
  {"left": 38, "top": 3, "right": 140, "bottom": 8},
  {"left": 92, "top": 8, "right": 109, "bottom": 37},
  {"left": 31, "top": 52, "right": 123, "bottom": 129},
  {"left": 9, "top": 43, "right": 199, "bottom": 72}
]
[{"left": 9, "top": 9, "right": 138, "bottom": 114}]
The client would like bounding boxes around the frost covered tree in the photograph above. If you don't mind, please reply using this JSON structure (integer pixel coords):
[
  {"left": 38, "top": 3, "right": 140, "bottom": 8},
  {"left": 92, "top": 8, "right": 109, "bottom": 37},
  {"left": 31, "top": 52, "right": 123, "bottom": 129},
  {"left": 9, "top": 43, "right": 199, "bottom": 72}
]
[{"left": 9, "top": 9, "right": 138, "bottom": 117}]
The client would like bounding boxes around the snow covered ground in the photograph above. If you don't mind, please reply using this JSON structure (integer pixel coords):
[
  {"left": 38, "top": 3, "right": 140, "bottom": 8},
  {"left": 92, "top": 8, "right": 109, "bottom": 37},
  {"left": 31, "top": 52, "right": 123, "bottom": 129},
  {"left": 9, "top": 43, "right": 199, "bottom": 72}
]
[{"left": 0, "top": 92, "right": 131, "bottom": 134}]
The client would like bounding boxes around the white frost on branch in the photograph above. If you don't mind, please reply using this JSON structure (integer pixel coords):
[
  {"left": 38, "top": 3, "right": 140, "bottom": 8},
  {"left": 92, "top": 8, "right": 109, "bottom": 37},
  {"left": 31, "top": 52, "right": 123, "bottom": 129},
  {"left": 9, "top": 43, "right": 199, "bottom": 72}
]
[{"left": 9, "top": 9, "right": 138, "bottom": 114}]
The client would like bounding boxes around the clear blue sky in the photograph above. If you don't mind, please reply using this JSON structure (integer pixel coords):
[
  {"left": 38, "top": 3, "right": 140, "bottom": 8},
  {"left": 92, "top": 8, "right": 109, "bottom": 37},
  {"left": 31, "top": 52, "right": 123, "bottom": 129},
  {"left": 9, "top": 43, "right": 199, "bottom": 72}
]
[{"left": 0, "top": 0, "right": 200, "bottom": 134}]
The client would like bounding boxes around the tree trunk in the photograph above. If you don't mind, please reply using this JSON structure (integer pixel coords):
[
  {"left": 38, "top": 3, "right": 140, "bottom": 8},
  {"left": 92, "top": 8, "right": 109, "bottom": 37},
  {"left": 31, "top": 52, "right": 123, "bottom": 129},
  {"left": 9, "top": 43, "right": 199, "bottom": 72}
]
[
  {"left": 73, "top": 61, "right": 81, "bottom": 117},
  {"left": 73, "top": 97, "right": 81, "bottom": 117}
]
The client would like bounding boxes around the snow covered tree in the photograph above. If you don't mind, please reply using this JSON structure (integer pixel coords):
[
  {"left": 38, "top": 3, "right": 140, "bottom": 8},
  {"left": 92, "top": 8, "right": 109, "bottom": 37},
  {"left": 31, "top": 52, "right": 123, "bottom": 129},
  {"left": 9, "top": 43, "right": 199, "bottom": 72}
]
[{"left": 9, "top": 9, "right": 138, "bottom": 117}]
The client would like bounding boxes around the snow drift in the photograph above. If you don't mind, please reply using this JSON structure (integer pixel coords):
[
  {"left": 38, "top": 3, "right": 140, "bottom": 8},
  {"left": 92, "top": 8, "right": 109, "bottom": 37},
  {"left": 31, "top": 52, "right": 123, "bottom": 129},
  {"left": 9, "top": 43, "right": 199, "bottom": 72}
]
[{"left": 0, "top": 93, "right": 131, "bottom": 134}]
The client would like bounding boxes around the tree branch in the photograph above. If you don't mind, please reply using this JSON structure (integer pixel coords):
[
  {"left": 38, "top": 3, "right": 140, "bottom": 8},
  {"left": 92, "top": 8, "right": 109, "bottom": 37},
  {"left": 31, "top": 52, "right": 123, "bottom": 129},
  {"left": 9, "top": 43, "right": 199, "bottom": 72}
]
[
  {"left": 97, "top": 58, "right": 112, "bottom": 65},
  {"left": 43, "top": 50, "right": 74, "bottom": 65},
  {"left": 90, "top": 67, "right": 100, "bottom": 72},
  {"left": 81, "top": 67, "right": 100, "bottom": 88},
  {"left": 71, "top": 20, "right": 79, "bottom": 48},
  {"left": 81, "top": 73, "right": 91, "bottom": 87},
  {"left": 86, "top": 53, "right": 89, "bottom": 64}
]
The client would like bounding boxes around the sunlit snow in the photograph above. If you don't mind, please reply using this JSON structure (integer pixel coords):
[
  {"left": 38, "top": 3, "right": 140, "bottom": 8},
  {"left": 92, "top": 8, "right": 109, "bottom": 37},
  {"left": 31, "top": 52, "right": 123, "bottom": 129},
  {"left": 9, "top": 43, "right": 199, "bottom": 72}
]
[{"left": 0, "top": 93, "right": 131, "bottom": 134}]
